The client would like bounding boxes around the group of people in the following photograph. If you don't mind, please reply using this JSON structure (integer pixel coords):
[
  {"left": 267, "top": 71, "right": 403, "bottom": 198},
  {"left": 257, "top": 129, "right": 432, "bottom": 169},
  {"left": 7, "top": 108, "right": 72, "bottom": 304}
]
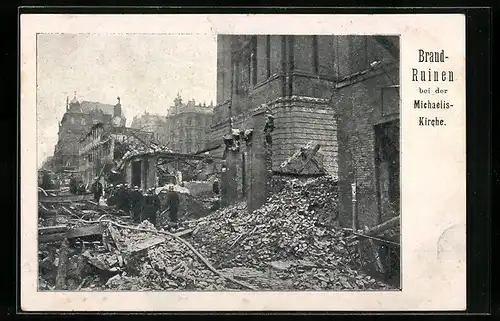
[
  {"left": 69, "top": 177, "right": 87, "bottom": 195},
  {"left": 91, "top": 178, "right": 180, "bottom": 228}
]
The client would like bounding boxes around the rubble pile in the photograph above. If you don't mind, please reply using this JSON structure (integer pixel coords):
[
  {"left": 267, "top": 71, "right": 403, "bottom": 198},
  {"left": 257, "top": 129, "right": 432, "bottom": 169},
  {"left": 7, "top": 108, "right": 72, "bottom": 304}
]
[
  {"left": 189, "top": 176, "right": 391, "bottom": 290},
  {"left": 101, "top": 226, "right": 245, "bottom": 291},
  {"left": 38, "top": 174, "right": 396, "bottom": 291}
]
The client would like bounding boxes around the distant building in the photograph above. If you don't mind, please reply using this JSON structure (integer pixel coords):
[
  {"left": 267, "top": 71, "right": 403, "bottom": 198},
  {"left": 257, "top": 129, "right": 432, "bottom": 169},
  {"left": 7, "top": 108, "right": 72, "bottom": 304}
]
[
  {"left": 131, "top": 112, "right": 169, "bottom": 145},
  {"left": 165, "top": 94, "right": 214, "bottom": 154},
  {"left": 52, "top": 94, "right": 126, "bottom": 174}
]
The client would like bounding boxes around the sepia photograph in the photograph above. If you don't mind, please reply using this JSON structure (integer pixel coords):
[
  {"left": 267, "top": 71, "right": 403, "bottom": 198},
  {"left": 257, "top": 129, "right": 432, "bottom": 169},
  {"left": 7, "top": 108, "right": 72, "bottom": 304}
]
[{"left": 36, "top": 32, "right": 401, "bottom": 292}]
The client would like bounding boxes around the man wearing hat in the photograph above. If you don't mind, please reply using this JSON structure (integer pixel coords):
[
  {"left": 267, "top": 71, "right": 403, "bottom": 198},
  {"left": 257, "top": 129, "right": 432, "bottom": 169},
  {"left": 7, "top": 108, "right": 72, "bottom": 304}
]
[
  {"left": 129, "top": 186, "right": 143, "bottom": 223},
  {"left": 91, "top": 177, "right": 103, "bottom": 202},
  {"left": 116, "top": 184, "right": 131, "bottom": 215},
  {"left": 141, "top": 188, "right": 161, "bottom": 227},
  {"left": 165, "top": 185, "right": 180, "bottom": 225}
]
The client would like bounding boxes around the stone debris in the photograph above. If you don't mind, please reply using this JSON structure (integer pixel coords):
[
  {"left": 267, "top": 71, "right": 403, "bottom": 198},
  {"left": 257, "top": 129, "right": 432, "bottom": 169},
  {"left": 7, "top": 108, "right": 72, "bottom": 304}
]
[
  {"left": 189, "top": 176, "right": 391, "bottom": 290},
  {"left": 38, "top": 175, "right": 396, "bottom": 292}
]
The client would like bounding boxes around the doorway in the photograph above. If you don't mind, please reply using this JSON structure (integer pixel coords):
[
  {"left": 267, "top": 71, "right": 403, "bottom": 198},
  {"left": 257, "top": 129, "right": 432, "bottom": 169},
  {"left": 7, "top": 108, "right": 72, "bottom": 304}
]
[
  {"left": 374, "top": 119, "right": 400, "bottom": 223},
  {"left": 131, "top": 160, "right": 142, "bottom": 189}
]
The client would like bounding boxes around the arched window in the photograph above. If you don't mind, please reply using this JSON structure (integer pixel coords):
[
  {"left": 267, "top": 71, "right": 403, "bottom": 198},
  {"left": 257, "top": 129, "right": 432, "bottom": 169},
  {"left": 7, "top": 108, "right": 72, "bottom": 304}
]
[{"left": 81, "top": 118, "right": 86, "bottom": 125}]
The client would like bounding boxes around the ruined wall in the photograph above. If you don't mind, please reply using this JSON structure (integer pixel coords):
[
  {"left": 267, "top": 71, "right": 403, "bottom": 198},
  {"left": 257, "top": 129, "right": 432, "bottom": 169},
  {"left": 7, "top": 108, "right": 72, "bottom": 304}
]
[
  {"left": 269, "top": 97, "right": 338, "bottom": 177},
  {"left": 334, "top": 66, "right": 399, "bottom": 229},
  {"left": 246, "top": 111, "right": 272, "bottom": 212}
]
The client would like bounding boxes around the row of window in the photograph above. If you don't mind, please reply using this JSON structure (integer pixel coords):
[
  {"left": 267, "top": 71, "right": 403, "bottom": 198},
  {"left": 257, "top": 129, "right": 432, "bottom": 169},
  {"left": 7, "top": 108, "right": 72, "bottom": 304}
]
[
  {"left": 68, "top": 117, "right": 87, "bottom": 126},
  {"left": 83, "top": 141, "right": 112, "bottom": 163},
  {"left": 168, "top": 116, "right": 211, "bottom": 128},
  {"left": 233, "top": 35, "right": 321, "bottom": 95}
]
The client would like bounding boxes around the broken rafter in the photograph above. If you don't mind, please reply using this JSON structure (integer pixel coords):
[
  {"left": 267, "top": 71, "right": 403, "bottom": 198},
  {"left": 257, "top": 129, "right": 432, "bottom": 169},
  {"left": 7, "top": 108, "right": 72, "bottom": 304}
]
[
  {"left": 361, "top": 216, "right": 400, "bottom": 238},
  {"left": 297, "top": 144, "right": 321, "bottom": 174}
]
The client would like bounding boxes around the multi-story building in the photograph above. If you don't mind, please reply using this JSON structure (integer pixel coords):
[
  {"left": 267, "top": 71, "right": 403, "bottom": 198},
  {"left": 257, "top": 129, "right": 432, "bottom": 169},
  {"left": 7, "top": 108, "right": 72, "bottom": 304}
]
[
  {"left": 78, "top": 122, "right": 155, "bottom": 187},
  {"left": 52, "top": 95, "right": 126, "bottom": 173},
  {"left": 212, "top": 35, "right": 345, "bottom": 176},
  {"left": 165, "top": 94, "right": 213, "bottom": 154},
  {"left": 130, "top": 112, "right": 169, "bottom": 145},
  {"left": 212, "top": 35, "right": 399, "bottom": 212}
]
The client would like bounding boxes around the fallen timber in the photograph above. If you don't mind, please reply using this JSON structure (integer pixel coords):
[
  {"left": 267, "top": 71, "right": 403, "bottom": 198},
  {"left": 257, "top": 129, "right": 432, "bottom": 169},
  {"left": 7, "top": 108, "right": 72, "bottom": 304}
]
[{"left": 39, "top": 193, "right": 94, "bottom": 203}]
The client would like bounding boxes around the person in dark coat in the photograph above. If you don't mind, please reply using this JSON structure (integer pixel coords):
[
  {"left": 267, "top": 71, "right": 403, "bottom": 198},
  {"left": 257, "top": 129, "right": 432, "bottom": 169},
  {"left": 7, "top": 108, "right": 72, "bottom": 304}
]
[
  {"left": 141, "top": 188, "right": 161, "bottom": 227},
  {"left": 77, "top": 181, "right": 86, "bottom": 195},
  {"left": 69, "top": 177, "right": 78, "bottom": 195},
  {"left": 91, "top": 177, "right": 103, "bottom": 202},
  {"left": 212, "top": 178, "right": 220, "bottom": 195},
  {"left": 165, "top": 185, "right": 180, "bottom": 224},
  {"left": 129, "top": 186, "right": 143, "bottom": 223},
  {"left": 116, "top": 184, "right": 131, "bottom": 215}
]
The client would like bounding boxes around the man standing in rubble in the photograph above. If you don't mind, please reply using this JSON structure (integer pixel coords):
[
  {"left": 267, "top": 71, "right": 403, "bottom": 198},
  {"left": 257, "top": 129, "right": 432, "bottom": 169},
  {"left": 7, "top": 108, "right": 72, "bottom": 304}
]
[
  {"left": 212, "top": 178, "right": 220, "bottom": 195},
  {"left": 141, "top": 188, "right": 161, "bottom": 227},
  {"left": 129, "top": 186, "right": 143, "bottom": 223},
  {"left": 91, "top": 177, "right": 103, "bottom": 202},
  {"left": 116, "top": 184, "right": 131, "bottom": 215},
  {"left": 166, "top": 185, "right": 180, "bottom": 225}
]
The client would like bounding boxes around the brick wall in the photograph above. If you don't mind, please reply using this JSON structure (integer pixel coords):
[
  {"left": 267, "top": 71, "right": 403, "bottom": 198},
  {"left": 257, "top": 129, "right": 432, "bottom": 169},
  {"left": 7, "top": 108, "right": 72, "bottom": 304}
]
[
  {"left": 269, "top": 96, "right": 338, "bottom": 177},
  {"left": 334, "top": 65, "right": 399, "bottom": 229}
]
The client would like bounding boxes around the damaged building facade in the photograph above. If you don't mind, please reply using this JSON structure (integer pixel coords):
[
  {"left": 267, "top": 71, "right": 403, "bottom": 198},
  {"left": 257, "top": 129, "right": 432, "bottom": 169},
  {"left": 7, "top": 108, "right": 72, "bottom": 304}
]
[
  {"left": 121, "top": 151, "right": 221, "bottom": 192},
  {"left": 53, "top": 95, "right": 126, "bottom": 174},
  {"left": 212, "top": 35, "right": 400, "bottom": 224},
  {"left": 211, "top": 35, "right": 340, "bottom": 177},
  {"left": 211, "top": 35, "right": 344, "bottom": 211},
  {"left": 165, "top": 94, "right": 214, "bottom": 154},
  {"left": 78, "top": 120, "right": 155, "bottom": 187}
]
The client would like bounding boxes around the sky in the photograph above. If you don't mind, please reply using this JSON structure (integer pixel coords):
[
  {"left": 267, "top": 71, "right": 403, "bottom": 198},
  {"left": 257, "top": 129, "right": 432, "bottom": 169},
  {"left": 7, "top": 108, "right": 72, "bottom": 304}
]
[{"left": 36, "top": 33, "right": 217, "bottom": 168}]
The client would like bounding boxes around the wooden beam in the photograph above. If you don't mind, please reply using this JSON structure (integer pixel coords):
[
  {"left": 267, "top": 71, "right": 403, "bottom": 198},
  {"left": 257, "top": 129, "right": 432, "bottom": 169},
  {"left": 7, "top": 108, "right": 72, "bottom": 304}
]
[
  {"left": 39, "top": 232, "right": 67, "bottom": 243},
  {"left": 39, "top": 225, "right": 68, "bottom": 235},
  {"left": 362, "top": 216, "right": 400, "bottom": 237},
  {"left": 55, "top": 238, "right": 69, "bottom": 289},
  {"left": 297, "top": 144, "right": 321, "bottom": 174},
  {"left": 173, "top": 229, "right": 193, "bottom": 238},
  {"left": 66, "top": 224, "right": 104, "bottom": 239}
]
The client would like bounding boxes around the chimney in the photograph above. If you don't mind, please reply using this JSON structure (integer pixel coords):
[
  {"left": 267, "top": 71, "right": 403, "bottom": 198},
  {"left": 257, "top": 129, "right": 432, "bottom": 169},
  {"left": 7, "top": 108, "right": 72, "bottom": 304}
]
[{"left": 66, "top": 96, "right": 69, "bottom": 111}]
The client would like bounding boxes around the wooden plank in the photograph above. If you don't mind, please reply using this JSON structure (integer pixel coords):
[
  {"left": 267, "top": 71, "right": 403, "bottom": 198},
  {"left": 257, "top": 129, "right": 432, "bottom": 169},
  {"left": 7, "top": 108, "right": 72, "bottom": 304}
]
[
  {"left": 39, "top": 232, "right": 67, "bottom": 243},
  {"left": 66, "top": 224, "right": 103, "bottom": 239},
  {"left": 127, "top": 236, "right": 166, "bottom": 253},
  {"left": 363, "top": 216, "right": 400, "bottom": 237},
  {"left": 39, "top": 194, "right": 93, "bottom": 203},
  {"left": 297, "top": 144, "right": 321, "bottom": 174},
  {"left": 39, "top": 225, "right": 68, "bottom": 235},
  {"left": 368, "top": 238, "right": 386, "bottom": 274},
  {"left": 55, "top": 238, "right": 69, "bottom": 289},
  {"left": 107, "top": 224, "right": 126, "bottom": 252},
  {"left": 173, "top": 229, "right": 193, "bottom": 238}
]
